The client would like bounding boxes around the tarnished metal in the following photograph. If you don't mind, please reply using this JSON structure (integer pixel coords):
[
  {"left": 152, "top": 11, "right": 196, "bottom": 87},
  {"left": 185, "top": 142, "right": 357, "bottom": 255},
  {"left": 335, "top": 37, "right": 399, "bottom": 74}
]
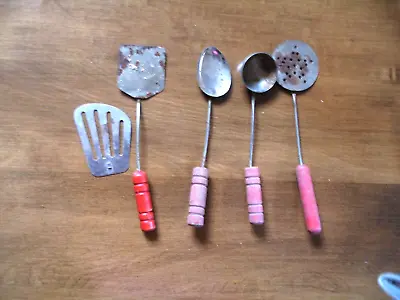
[
  {"left": 272, "top": 40, "right": 319, "bottom": 165},
  {"left": 117, "top": 45, "right": 166, "bottom": 171},
  {"left": 197, "top": 46, "right": 232, "bottom": 98},
  {"left": 74, "top": 103, "right": 132, "bottom": 177},
  {"left": 241, "top": 52, "right": 277, "bottom": 94},
  {"left": 197, "top": 46, "right": 232, "bottom": 167},
  {"left": 272, "top": 40, "right": 319, "bottom": 92},
  {"left": 241, "top": 52, "right": 277, "bottom": 167},
  {"left": 118, "top": 45, "right": 166, "bottom": 99}
]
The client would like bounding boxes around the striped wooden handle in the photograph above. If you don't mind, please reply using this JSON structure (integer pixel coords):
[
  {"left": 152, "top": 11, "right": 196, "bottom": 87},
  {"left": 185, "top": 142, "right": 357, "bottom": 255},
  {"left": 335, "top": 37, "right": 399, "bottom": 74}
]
[
  {"left": 187, "top": 167, "right": 208, "bottom": 227},
  {"left": 133, "top": 170, "right": 156, "bottom": 232},
  {"left": 245, "top": 167, "right": 264, "bottom": 225}
]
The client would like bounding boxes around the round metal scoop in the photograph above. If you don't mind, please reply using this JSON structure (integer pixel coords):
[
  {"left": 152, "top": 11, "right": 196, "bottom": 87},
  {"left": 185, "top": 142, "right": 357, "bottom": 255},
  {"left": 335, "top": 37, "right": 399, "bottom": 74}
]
[
  {"left": 272, "top": 40, "right": 319, "bottom": 92},
  {"left": 241, "top": 52, "right": 277, "bottom": 168},
  {"left": 241, "top": 52, "right": 277, "bottom": 93},
  {"left": 272, "top": 40, "right": 322, "bottom": 234},
  {"left": 239, "top": 52, "right": 277, "bottom": 226}
]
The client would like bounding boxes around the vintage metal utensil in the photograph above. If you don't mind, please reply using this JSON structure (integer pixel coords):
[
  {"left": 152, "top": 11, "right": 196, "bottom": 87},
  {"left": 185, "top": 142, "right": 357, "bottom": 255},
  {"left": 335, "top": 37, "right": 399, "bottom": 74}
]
[
  {"left": 187, "top": 46, "right": 232, "bottom": 227},
  {"left": 240, "top": 52, "right": 277, "bottom": 225},
  {"left": 74, "top": 103, "right": 132, "bottom": 177},
  {"left": 272, "top": 40, "right": 321, "bottom": 234},
  {"left": 118, "top": 45, "right": 167, "bottom": 232}
]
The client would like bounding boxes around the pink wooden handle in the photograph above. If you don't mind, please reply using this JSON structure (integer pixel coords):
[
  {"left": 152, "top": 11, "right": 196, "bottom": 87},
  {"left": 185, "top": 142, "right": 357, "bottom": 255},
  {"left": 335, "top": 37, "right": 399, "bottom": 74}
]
[
  {"left": 187, "top": 167, "right": 208, "bottom": 227},
  {"left": 296, "top": 165, "right": 321, "bottom": 234},
  {"left": 245, "top": 167, "right": 264, "bottom": 225}
]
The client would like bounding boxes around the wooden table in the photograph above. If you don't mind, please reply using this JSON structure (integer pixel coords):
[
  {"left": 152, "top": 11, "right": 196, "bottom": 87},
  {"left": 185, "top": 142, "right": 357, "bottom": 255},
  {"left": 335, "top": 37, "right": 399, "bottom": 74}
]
[{"left": 1, "top": 0, "right": 399, "bottom": 299}]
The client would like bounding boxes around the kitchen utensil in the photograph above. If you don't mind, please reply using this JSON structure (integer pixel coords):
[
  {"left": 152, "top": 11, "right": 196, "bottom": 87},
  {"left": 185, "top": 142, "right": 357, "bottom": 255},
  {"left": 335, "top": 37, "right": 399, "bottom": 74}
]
[
  {"left": 187, "top": 46, "right": 232, "bottom": 227},
  {"left": 378, "top": 273, "right": 400, "bottom": 299},
  {"left": 118, "top": 45, "right": 167, "bottom": 232},
  {"left": 74, "top": 103, "right": 131, "bottom": 176},
  {"left": 241, "top": 53, "right": 277, "bottom": 225},
  {"left": 272, "top": 40, "right": 321, "bottom": 234}
]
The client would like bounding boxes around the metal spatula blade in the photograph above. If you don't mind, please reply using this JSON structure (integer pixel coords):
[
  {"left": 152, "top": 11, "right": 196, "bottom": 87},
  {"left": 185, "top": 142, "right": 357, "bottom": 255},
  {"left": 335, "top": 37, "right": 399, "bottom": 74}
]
[
  {"left": 74, "top": 103, "right": 132, "bottom": 177},
  {"left": 118, "top": 45, "right": 166, "bottom": 99}
]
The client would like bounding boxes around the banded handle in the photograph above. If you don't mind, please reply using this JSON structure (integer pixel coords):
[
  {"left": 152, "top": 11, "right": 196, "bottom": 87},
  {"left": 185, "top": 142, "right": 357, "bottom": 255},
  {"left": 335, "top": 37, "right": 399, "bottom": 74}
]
[
  {"left": 132, "top": 170, "right": 156, "bottom": 232},
  {"left": 245, "top": 167, "right": 264, "bottom": 225},
  {"left": 296, "top": 165, "right": 321, "bottom": 234},
  {"left": 187, "top": 167, "right": 208, "bottom": 227}
]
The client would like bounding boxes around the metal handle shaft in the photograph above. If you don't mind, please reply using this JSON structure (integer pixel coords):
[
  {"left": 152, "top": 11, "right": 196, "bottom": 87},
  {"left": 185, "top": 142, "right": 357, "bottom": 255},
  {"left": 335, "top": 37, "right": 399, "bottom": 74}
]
[
  {"left": 292, "top": 93, "right": 303, "bottom": 165},
  {"left": 249, "top": 93, "right": 256, "bottom": 167},
  {"left": 201, "top": 99, "right": 212, "bottom": 168},
  {"left": 136, "top": 100, "right": 141, "bottom": 171}
]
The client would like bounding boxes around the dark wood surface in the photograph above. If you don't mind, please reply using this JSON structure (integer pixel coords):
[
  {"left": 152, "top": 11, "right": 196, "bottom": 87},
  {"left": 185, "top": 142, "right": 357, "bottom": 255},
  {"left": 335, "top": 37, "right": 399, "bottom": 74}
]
[{"left": 1, "top": 0, "right": 399, "bottom": 299}]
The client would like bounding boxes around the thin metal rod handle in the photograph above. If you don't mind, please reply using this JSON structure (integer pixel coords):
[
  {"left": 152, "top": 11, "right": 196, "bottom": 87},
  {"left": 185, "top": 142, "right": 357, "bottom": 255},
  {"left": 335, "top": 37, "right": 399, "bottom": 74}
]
[
  {"left": 249, "top": 93, "right": 256, "bottom": 167},
  {"left": 292, "top": 93, "right": 303, "bottom": 165},
  {"left": 201, "top": 99, "right": 212, "bottom": 168},
  {"left": 136, "top": 100, "right": 141, "bottom": 171}
]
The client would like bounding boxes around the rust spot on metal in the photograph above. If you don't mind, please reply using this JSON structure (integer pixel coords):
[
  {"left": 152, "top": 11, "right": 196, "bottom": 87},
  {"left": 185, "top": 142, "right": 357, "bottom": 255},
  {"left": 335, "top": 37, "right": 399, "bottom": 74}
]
[
  {"left": 287, "top": 75, "right": 298, "bottom": 84},
  {"left": 119, "top": 51, "right": 125, "bottom": 63},
  {"left": 146, "top": 92, "right": 153, "bottom": 97},
  {"left": 159, "top": 60, "right": 165, "bottom": 68},
  {"left": 155, "top": 51, "right": 160, "bottom": 56},
  {"left": 135, "top": 60, "right": 140, "bottom": 66},
  {"left": 120, "top": 58, "right": 129, "bottom": 70},
  {"left": 103, "top": 124, "right": 109, "bottom": 134}
]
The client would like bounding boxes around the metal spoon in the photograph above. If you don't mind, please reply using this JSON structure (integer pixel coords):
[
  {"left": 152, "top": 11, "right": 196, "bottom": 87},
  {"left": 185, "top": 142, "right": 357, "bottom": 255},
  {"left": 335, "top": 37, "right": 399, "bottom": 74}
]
[
  {"left": 187, "top": 46, "right": 232, "bottom": 227},
  {"left": 272, "top": 40, "right": 321, "bottom": 234},
  {"left": 241, "top": 52, "right": 277, "bottom": 225}
]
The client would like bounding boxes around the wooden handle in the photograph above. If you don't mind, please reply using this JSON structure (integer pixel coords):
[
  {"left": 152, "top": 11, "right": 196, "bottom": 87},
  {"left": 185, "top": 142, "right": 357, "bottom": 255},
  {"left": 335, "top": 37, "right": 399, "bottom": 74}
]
[
  {"left": 133, "top": 170, "right": 156, "bottom": 232},
  {"left": 245, "top": 167, "right": 264, "bottom": 225},
  {"left": 296, "top": 165, "right": 321, "bottom": 234},
  {"left": 187, "top": 167, "right": 208, "bottom": 227}
]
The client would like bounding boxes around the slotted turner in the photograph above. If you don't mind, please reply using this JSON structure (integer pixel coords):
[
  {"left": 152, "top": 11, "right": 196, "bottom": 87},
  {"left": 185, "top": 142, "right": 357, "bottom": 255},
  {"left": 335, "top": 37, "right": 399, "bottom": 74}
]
[{"left": 74, "top": 103, "right": 132, "bottom": 177}]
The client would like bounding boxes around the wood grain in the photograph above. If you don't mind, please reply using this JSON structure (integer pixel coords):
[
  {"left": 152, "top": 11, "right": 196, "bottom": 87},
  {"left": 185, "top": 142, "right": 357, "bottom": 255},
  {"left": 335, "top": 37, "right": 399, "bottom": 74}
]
[{"left": 1, "top": 0, "right": 400, "bottom": 299}]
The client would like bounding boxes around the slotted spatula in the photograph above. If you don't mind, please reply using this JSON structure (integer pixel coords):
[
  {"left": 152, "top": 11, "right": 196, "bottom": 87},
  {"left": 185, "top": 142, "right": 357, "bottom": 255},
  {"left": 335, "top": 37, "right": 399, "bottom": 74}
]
[{"left": 74, "top": 103, "right": 132, "bottom": 177}]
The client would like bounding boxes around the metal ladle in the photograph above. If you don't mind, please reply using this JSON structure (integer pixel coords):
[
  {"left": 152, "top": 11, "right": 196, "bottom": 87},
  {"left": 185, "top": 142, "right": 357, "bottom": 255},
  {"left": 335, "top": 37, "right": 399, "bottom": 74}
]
[
  {"left": 241, "top": 52, "right": 277, "bottom": 225},
  {"left": 187, "top": 46, "right": 232, "bottom": 227}
]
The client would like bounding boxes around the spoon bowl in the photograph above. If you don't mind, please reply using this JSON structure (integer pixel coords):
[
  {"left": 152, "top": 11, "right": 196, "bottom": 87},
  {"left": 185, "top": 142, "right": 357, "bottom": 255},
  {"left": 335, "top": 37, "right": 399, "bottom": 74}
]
[
  {"left": 197, "top": 47, "right": 232, "bottom": 98},
  {"left": 242, "top": 52, "right": 277, "bottom": 94}
]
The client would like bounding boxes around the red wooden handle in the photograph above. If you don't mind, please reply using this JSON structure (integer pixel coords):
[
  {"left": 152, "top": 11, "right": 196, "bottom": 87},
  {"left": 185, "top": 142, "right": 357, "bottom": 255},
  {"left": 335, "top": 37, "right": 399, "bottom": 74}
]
[
  {"left": 132, "top": 170, "right": 156, "bottom": 232},
  {"left": 296, "top": 165, "right": 321, "bottom": 234}
]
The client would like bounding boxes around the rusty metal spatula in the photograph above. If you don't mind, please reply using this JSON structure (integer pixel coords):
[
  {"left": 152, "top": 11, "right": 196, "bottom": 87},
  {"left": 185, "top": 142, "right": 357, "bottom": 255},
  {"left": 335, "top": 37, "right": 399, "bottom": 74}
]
[
  {"left": 116, "top": 45, "right": 166, "bottom": 232},
  {"left": 74, "top": 103, "right": 132, "bottom": 177}
]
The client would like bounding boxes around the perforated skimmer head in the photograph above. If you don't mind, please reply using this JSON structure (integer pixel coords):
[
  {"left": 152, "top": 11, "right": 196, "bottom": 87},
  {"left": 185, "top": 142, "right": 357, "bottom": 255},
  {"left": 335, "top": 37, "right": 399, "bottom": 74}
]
[{"left": 272, "top": 40, "right": 319, "bottom": 92}]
